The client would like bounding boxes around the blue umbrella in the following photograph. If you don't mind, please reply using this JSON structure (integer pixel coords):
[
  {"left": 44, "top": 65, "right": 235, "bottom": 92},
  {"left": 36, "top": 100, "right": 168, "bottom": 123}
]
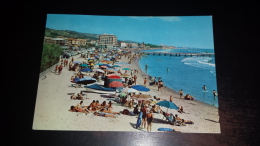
[
  {"left": 131, "top": 85, "right": 150, "bottom": 92},
  {"left": 106, "top": 68, "right": 118, "bottom": 71},
  {"left": 156, "top": 101, "right": 178, "bottom": 110},
  {"left": 80, "top": 64, "right": 89, "bottom": 67},
  {"left": 80, "top": 68, "right": 92, "bottom": 72},
  {"left": 112, "top": 65, "right": 120, "bottom": 67},
  {"left": 156, "top": 100, "right": 179, "bottom": 113},
  {"left": 122, "top": 68, "right": 131, "bottom": 70},
  {"left": 100, "top": 64, "right": 113, "bottom": 68},
  {"left": 73, "top": 61, "right": 82, "bottom": 64}
]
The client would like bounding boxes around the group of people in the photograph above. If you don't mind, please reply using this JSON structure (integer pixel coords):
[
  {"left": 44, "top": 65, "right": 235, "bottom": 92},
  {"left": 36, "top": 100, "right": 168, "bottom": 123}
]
[
  {"left": 69, "top": 100, "right": 121, "bottom": 118},
  {"left": 134, "top": 104, "right": 155, "bottom": 132}
]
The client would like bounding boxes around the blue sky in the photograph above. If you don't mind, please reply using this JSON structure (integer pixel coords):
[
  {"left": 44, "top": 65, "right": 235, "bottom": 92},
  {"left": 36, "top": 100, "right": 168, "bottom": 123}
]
[{"left": 46, "top": 14, "right": 214, "bottom": 49}]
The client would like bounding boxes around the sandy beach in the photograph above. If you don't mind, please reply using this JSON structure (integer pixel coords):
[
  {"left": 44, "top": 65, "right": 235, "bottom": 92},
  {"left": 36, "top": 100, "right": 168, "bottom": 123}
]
[{"left": 33, "top": 52, "right": 220, "bottom": 133}]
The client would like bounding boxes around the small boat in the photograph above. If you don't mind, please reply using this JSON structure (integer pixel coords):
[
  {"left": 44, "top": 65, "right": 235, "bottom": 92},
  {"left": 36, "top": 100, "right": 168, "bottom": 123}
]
[{"left": 84, "top": 84, "right": 116, "bottom": 94}]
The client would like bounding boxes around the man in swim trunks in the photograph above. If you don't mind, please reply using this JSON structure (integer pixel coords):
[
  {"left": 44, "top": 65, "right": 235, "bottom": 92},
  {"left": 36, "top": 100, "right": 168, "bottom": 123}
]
[
  {"left": 179, "top": 89, "right": 183, "bottom": 99},
  {"left": 144, "top": 78, "right": 147, "bottom": 87}
]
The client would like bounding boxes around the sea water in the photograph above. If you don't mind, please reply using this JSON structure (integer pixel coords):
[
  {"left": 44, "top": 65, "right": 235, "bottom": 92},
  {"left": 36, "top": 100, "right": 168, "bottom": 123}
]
[{"left": 138, "top": 48, "right": 218, "bottom": 107}]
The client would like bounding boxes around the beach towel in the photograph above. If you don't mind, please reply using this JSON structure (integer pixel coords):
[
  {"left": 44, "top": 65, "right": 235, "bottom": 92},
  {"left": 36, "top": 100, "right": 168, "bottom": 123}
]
[
  {"left": 135, "top": 112, "right": 143, "bottom": 129},
  {"left": 158, "top": 128, "right": 173, "bottom": 132}
]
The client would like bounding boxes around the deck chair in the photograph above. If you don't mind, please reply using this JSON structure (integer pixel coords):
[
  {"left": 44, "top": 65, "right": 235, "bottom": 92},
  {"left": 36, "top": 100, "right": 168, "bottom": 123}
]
[{"left": 165, "top": 113, "right": 175, "bottom": 124}]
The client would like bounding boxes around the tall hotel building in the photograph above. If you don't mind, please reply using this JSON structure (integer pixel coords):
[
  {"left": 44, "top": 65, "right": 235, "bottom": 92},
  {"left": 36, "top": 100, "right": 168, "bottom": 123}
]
[{"left": 98, "top": 33, "right": 117, "bottom": 49}]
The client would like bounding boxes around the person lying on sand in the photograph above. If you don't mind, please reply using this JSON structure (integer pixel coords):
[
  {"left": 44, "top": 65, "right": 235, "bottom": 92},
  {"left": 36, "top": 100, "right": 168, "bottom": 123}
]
[
  {"left": 70, "top": 94, "right": 77, "bottom": 100},
  {"left": 76, "top": 93, "right": 84, "bottom": 100},
  {"left": 184, "top": 94, "right": 194, "bottom": 100},
  {"left": 153, "top": 96, "right": 161, "bottom": 101},
  {"left": 69, "top": 106, "right": 89, "bottom": 114},
  {"left": 93, "top": 111, "right": 118, "bottom": 118},
  {"left": 174, "top": 114, "right": 194, "bottom": 125}
]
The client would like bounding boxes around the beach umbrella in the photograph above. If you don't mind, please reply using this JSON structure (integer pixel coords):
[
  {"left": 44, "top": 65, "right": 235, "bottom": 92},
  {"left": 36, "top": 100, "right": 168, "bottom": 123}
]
[
  {"left": 106, "top": 68, "right": 118, "bottom": 71},
  {"left": 112, "top": 65, "right": 120, "bottom": 67},
  {"left": 131, "top": 85, "right": 150, "bottom": 92},
  {"left": 80, "top": 64, "right": 89, "bottom": 67},
  {"left": 73, "top": 77, "right": 97, "bottom": 85},
  {"left": 93, "top": 69, "right": 104, "bottom": 73},
  {"left": 120, "top": 73, "right": 131, "bottom": 78},
  {"left": 109, "top": 81, "right": 124, "bottom": 88},
  {"left": 133, "top": 93, "right": 152, "bottom": 100},
  {"left": 80, "top": 68, "right": 92, "bottom": 72},
  {"left": 107, "top": 70, "right": 115, "bottom": 73},
  {"left": 119, "top": 92, "right": 126, "bottom": 98},
  {"left": 106, "top": 74, "right": 117, "bottom": 76},
  {"left": 100, "top": 66, "right": 108, "bottom": 68},
  {"left": 122, "top": 68, "right": 131, "bottom": 70},
  {"left": 73, "top": 61, "right": 82, "bottom": 64},
  {"left": 95, "top": 63, "right": 103, "bottom": 65},
  {"left": 100, "top": 62, "right": 108, "bottom": 64},
  {"left": 156, "top": 100, "right": 178, "bottom": 113},
  {"left": 122, "top": 87, "right": 138, "bottom": 93},
  {"left": 107, "top": 75, "right": 121, "bottom": 79}
]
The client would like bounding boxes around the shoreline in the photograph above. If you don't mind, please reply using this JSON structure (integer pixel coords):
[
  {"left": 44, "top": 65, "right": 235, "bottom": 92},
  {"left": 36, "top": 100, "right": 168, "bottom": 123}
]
[{"left": 133, "top": 54, "right": 218, "bottom": 108}]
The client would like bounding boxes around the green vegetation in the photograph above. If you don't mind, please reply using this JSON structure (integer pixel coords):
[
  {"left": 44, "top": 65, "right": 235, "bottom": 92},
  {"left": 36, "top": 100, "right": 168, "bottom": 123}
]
[
  {"left": 45, "top": 28, "right": 99, "bottom": 40},
  {"left": 40, "top": 44, "right": 62, "bottom": 72},
  {"left": 145, "top": 43, "right": 161, "bottom": 48}
]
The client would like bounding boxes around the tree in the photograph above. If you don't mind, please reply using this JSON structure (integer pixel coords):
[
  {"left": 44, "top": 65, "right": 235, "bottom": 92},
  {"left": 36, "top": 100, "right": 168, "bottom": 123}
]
[{"left": 40, "top": 44, "right": 62, "bottom": 72}]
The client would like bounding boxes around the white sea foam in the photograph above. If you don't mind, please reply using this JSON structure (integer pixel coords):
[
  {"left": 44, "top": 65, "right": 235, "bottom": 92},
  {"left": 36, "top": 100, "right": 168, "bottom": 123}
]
[{"left": 181, "top": 57, "right": 215, "bottom": 69}]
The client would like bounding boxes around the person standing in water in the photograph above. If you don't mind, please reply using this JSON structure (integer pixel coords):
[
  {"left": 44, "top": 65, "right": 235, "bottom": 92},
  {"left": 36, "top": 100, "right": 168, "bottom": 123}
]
[
  {"left": 202, "top": 85, "right": 207, "bottom": 91},
  {"left": 213, "top": 90, "right": 217, "bottom": 98}
]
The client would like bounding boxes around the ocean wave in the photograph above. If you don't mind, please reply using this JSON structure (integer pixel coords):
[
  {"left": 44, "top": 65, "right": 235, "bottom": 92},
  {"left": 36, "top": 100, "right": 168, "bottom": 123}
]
[{"left": 181, "top": 57, "right": 215, "bottom": 69}]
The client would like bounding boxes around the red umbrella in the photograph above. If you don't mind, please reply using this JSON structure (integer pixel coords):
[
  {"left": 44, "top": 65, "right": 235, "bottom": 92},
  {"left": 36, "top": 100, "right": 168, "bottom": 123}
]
[
  {"left": 109, "top": 81, "right": 124, "bottom": 87},
  {"left": 106, "top": 74, "right": 117, "bottom": 76},
  {"left": 108, "top": 75, "right": 121, "bottom": 79}
]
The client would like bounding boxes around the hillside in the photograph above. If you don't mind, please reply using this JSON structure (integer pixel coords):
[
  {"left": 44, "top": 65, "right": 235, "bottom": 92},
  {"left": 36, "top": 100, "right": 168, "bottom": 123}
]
[{"left": 45, "top": 28, "right": 99, "bottom": 40}]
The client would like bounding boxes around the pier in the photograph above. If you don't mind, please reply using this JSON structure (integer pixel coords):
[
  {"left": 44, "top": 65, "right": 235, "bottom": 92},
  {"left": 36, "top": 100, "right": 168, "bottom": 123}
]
[{"left": 138, "top": 52, "right": 215, "bottom": 57}]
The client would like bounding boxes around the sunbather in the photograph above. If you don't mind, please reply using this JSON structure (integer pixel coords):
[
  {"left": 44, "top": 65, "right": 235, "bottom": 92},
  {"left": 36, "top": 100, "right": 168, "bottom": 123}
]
[
  {"left": 70, "top": 94, "right": 76, "bottom": 100},
  {"left": 76, "top": 93, "right": 84, "bottom": 100},
  {"left": 184, "top": 94, "right": 194, "bottom": 100},
  {"left": 153, "top": 96, "right": 161, "bottom": 101},
  {"left": 93, "top": 112, "right": 117, "bottom": 118}
]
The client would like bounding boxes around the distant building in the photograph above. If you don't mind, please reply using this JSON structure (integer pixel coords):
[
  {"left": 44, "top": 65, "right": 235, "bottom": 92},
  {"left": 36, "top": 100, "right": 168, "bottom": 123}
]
[
  {"left": 118, "top": 41, "right": 127, "bottom": 48},
  {"left": 51, "top": 38, "right": 67, "bottom": 46},
  {"left": 98, "top": 33, "right": 117, "bottom": 49},
  {"left": 44, "top": 37, "right": 53, "bottom": 44},
  {"left": 127, "top": 43, "right": 138, "bottom": 48}
]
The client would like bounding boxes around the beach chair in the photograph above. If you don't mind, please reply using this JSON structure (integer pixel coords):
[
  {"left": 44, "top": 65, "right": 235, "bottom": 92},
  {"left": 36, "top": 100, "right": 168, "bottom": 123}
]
[{"left": 164, "top": 113, "right": 175, "bottom": 124}]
